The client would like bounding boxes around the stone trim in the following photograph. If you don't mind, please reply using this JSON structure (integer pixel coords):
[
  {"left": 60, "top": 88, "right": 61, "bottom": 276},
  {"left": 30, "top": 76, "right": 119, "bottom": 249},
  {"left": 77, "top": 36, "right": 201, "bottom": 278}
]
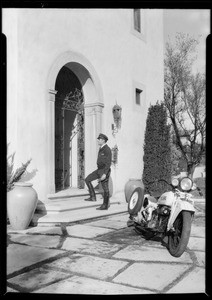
[{"left": 48, "top": 89, "right": 58, "bottom": 102}]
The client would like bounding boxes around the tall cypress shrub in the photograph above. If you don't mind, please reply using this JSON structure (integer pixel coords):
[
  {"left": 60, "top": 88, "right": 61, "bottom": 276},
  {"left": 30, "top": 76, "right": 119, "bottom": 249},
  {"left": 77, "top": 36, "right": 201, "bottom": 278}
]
[{"left": 142, "top": 102, "right": 172, "bottom": 194}]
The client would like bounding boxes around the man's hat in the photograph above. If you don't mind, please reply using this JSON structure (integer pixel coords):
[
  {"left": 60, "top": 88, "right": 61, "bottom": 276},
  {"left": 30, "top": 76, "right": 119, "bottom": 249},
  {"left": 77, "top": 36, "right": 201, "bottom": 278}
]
[{"left": 97, "top": 133, "right": 108, "bottom": 142}]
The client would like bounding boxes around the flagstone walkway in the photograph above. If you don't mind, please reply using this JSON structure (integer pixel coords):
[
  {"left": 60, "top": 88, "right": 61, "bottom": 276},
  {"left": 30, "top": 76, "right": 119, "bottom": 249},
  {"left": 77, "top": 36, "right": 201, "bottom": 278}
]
[{"left": 6, "top": 203, "right": 206, "bottom": 295}]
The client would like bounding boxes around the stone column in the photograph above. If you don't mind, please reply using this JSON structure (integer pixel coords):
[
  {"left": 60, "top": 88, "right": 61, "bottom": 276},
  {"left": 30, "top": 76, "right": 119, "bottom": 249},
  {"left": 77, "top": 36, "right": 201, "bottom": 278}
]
[
  {"left": 84, "top": 102, "right": 104, "bottom": 177},
  {"left": 46, "top": 89, "right": 57, "bottom": 195}
]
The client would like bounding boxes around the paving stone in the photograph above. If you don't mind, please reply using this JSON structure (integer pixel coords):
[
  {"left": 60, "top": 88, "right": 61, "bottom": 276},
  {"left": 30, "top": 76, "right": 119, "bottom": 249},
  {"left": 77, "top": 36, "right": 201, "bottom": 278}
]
[
  {"left": 8, "top": 225, "right": 62, "bottom": 235},
  {"left": 113, "top": 262, "right": 190, "bottom": 291},
  {"left": 96, "top": 227, "right": 142, "bottom": 244},
  {"left": 133, "top": 238, "right": 167, "bottom": 248},
  {"left": 195, "top": 203, "right": 205, "bottom": 211},
  {"left": 113, "top": 245, "right": 193, "bottom": 263},
  {"left": 193, "top": 251, "right": 205, "bottom": 267},
  {"left": 190, "top": 225, "right": 205, "bottom": 238},
  {"left": 193, "top": 216, "right": 205, "bottom": 227},
  {"left": 187, "top": 236, "right": 205, "bottom": 251},
  {"left": 8, "top": 267, "right": 70, "bottom": 292},
  {"left": 87, "top": 219, "right": 128, "bottom": 230},
  {"left": 46, "top": 254, "right": 128, "bottom": 280},
  {"left": 61, "top": 237, "right": 123, "bottom": 255},
  {"left": 7, "top": 244, "right": 64, "bottom": 275},
  {"left": 9, "top": 234, "right": 61, "bottom": 249},
  {"left": 108, "top": 214, "right": 129, "bottom": 222},
  {"left": 66, "top": 224, "right": 113, "bottom": 238},
  {"left": 34, "top": 275, "right": 152, "bottom": 294},
  {"left": 42, "top": 255, "right": 78, "bottom": 269},
  {"left": 7, "top": 226, "right": 35, "bottom": 234},
  {"left": 167, "top": 267, "right": 205, "bottom": 293},
  {"left": 24, "top": 226, "right": 63, "bottom": 235},
  {"left": 6, "top": 286, "right": 19, "bottom": 292}
]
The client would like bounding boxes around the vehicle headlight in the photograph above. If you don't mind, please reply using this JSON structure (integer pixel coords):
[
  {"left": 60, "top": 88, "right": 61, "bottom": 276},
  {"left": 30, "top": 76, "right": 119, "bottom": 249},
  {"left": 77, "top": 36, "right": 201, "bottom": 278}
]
[
  {"left": 171, "top": 178, "right": 179, "bottom": 187},
  {"left": 180, "top": 177, "right": 193, "bottom": 191}
]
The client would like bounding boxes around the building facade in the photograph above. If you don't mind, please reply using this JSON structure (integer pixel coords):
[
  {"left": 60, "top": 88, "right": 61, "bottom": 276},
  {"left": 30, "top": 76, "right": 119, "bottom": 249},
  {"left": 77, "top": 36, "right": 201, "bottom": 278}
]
[{"left": 3, "top": 8, "right": 164, "bottom": 205}]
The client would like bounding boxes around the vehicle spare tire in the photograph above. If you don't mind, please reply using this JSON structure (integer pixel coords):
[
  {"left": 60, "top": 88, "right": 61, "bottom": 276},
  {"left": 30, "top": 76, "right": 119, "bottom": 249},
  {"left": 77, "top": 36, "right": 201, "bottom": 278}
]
[
  {"left": 128, "top": 187, "right": 143, "bottom": 215},
  {"left": 124, "top": 179, "right": 144, "bottom": 202}
]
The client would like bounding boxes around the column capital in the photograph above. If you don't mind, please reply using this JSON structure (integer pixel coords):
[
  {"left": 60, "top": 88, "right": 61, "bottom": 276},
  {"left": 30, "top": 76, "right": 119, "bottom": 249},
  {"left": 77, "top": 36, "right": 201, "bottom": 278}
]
[
  {"left": 84, "top": 102, "right": 104, "bottom": 108},
  {"left": 84, "top": 102, "right": 104, "bottom": 115},
  {"left": 48, "top": 89, "right": 58, "bottom": 102}
]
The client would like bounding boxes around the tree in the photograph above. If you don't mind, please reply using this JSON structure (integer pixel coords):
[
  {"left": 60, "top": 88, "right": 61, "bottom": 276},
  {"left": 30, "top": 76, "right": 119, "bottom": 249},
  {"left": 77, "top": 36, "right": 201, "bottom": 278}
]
[
  {"left": 170, "top": 134, "right": 182, "bottom": 175},
  {"left": 164, "top": 33, "right": 206, "bottom": 178},
  {"left": 142, "top": 102, "right": 172, "bottom": 194}
]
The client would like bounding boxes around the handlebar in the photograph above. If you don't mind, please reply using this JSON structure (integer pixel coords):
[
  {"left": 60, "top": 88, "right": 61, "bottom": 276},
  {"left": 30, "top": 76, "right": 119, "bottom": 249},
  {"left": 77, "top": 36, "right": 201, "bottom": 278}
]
[
  {"left": 148, "top": 178, "right": 172, "bottom": 187},
  {"left": 148, "top": 178, "right": 202, "bottom": 196}
]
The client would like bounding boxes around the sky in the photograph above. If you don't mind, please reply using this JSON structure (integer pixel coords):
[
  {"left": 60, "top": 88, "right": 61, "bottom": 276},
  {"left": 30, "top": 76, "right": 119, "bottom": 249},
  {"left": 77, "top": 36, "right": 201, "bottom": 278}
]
[{"left": 163, "top": 9, "right": 210, "bottom": 73}]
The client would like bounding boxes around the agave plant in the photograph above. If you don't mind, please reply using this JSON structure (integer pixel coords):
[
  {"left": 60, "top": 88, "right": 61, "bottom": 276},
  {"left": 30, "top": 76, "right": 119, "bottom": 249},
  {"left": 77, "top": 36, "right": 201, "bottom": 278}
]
[{"left": 7, "top": 154, "right": 32, "bottom": 192}]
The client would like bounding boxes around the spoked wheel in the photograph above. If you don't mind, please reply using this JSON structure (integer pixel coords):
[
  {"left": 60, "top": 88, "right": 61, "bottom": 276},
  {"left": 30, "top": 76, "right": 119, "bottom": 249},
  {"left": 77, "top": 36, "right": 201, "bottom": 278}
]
[
  {"left": 128, "top": 188, "right": 143, "bottom": 215},
  {"left": 168, "top": 211, "right": 193, "bottom": 257}
]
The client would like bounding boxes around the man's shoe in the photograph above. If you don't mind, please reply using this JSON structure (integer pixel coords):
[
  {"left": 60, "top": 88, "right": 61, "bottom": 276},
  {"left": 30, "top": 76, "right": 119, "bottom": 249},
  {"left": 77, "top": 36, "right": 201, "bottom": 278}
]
[
  {"left": 96, "top": 204, "right": 110, "bottom": 210},
  {"left": 84, "top": 197, "right": 96, "bottom": 201}
]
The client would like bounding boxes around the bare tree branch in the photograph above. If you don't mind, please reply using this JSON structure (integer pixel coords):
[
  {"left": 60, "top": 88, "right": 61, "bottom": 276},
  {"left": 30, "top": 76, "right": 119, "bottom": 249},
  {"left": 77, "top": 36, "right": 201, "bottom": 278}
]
[{"left": 164, "top": 33, "right": 206, "bottom": 178}]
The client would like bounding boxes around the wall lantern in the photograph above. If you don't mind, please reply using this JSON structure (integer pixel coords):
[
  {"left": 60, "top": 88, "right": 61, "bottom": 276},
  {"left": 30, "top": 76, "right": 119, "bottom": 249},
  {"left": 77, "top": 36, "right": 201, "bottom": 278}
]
[
  {"left": 111, "top": 144, "right": 119, "bottom": 165},
  {"left": 112, "top": 104, "right": 122, "bottom": 129},
  {"left": 112, "top": 103, "right": 122, "bottom": 137}
]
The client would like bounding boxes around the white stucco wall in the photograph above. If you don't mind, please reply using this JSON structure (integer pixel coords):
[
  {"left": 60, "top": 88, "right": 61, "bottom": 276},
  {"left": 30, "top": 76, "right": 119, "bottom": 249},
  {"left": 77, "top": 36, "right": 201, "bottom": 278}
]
[{"left": 3, "top": 8, "right": 164, "bottom": 201}]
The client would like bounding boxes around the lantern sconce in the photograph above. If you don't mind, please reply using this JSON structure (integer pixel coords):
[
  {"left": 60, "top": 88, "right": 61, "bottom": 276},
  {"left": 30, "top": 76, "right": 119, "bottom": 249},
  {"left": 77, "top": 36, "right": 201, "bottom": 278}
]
[
  {"left": 111, "top": 144, "right": 119, "bottom": 165},
  {"left": 112, "top": 103, "right": 122, "bottom": 137}
]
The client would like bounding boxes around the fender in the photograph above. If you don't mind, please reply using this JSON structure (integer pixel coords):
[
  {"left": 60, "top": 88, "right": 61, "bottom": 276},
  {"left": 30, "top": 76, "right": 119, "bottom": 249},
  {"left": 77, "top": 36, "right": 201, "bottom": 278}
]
[{"left": 167, "top": 199, "right": 195, "bottom": 231}]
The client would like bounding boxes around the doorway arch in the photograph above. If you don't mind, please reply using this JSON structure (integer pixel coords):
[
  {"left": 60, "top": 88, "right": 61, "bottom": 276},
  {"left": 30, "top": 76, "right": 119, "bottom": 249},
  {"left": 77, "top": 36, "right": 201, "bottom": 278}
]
[{"left": 46, "top": 51, "right": 104, "bottom": 194}]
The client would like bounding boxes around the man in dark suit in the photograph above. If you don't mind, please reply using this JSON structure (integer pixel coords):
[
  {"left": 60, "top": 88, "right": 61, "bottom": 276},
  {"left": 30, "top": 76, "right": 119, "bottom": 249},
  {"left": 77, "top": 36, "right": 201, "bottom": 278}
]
[{"left": 84, "top": 133, "right": 112, "bottom": 210}]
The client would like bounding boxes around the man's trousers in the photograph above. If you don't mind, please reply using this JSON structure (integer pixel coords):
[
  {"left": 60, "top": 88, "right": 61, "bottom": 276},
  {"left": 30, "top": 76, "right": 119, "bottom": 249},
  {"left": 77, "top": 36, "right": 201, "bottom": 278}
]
[{"left": 85, "top": 168, "right": 111, "bottom": 196}]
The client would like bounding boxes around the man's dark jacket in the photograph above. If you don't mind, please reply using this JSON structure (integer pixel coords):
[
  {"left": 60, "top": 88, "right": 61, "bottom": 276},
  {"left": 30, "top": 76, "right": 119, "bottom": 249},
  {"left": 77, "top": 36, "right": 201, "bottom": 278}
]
[{"left": 97, "top": 144, "right": 112, "bottom": 177}]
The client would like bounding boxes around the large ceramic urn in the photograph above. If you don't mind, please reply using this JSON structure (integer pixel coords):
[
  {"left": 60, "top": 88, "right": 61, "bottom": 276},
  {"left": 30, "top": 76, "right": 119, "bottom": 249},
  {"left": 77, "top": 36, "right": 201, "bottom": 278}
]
[{"left": 7, "top": 182, "right": 38, "bottom": 230}]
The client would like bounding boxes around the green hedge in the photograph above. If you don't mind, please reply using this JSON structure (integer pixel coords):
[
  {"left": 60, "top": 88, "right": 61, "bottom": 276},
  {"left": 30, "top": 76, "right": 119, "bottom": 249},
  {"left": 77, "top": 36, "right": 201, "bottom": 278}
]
[{"left": 142, "top": 102, "right": 172, "bottom": 194}]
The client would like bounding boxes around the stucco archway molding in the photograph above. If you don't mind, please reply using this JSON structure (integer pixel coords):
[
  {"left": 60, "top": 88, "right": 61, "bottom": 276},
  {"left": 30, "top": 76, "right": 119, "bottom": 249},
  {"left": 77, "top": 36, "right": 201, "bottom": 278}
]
[
  {"left": 46, "top": 50, "right": 104, "bottom": 194},
  {"left": 47, "top": 50, "right": 103, "bottom": 103}
]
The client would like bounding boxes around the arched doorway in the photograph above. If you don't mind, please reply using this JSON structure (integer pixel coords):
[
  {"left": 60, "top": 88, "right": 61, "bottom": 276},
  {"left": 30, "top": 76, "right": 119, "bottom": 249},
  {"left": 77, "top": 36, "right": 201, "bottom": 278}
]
[
  {"left": 55, "top": 66, "right": 84, "bottom": 191},
  {"left": 47, "top": 51, "right": 104, "bottom": 195}
]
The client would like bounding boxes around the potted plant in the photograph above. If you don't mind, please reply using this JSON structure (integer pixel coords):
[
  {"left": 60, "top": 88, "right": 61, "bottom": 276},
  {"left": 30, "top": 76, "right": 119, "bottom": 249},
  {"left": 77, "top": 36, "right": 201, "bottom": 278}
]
[{"left": 7, "top": 153, "right": 38, "bottom": 230}]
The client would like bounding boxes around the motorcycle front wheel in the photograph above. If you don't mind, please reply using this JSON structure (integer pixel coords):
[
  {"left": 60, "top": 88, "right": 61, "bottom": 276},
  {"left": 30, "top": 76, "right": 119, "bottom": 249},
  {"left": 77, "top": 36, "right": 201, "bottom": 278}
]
[{"left": 168, "top": 211, "right": 192, "bottom": 257}]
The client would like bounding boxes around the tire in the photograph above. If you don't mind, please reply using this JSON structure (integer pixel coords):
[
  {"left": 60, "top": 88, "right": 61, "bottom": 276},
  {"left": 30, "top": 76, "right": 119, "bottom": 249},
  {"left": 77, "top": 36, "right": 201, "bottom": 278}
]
[
  {"left": 168, "top": 211, "right": 192, "bottom": 257},
  {"left": 128, "top": 187, "right": 143, "bottom": 215}
]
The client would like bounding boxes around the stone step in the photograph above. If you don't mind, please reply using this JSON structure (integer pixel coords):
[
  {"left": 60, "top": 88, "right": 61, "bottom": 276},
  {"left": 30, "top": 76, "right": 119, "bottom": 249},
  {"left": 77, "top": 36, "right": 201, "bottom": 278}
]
[
  {"left": 36, "top": 187, "right": 104, "bottom": 214},
  {"left": 47, "top": 188, "right": 98, "bottom": 200},
  {"left": 32, "top": 191, "right": 127, "bottom": 226},
  {"left": 32, "top": 202, "right": 128, "bottom": 226},
  {"left": 37, "top": 194, "right": 120, "bottom": 214}
]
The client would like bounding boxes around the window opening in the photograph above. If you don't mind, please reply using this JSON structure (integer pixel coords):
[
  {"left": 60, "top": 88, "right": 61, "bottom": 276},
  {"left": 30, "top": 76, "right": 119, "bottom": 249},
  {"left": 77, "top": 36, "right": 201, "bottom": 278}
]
[
  {"left": 134, "top": 9, "right": 141, "bottom": 32},
  {"left": 136, "top": 88, "right": 142, "bottom": 105}
]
